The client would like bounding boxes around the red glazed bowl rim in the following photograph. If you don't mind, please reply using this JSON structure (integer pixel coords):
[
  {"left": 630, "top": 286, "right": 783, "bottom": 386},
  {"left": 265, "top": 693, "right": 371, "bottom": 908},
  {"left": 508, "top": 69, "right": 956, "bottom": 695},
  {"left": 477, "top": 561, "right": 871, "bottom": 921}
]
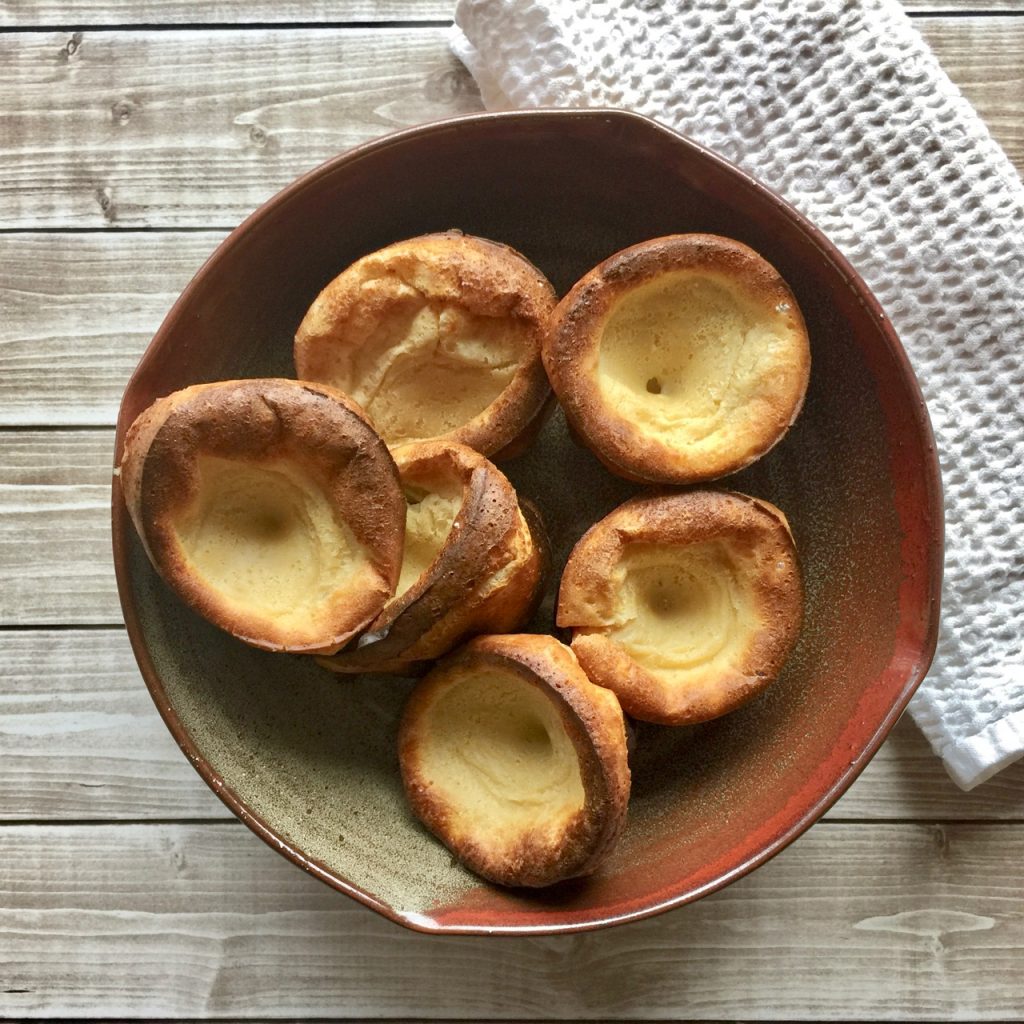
[{"left": 112, "top": 108, "right": 944, "bottom": 935}]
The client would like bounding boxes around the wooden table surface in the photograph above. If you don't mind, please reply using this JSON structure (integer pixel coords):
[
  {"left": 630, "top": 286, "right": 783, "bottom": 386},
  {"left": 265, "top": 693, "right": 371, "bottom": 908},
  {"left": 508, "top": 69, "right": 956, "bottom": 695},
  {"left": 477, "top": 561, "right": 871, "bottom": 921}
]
[{"left": 2, "top": 1, "right": 1023, "bottom": 1019}]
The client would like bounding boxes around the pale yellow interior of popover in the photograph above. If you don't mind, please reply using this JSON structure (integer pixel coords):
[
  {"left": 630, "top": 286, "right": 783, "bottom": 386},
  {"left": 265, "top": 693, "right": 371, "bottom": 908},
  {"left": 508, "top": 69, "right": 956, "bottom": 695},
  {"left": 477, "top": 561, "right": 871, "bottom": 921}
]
[
  {"left": 174, "top": 456, "right": 365, "bottom": 631},
  {"left": 418, "top": 669, "right": 584, "bottom": 838},
  {"left": 596, "top": 271, "right": 794, "bottom": 451},
  {"left": 392, "top": 479, "right": 462, "bottom": 602},
  {"left": 585, "top": 541, "right": 758, "bottom": 680},
  {"left": 325, "top": 276, "right": 528, "bottom": 446}
]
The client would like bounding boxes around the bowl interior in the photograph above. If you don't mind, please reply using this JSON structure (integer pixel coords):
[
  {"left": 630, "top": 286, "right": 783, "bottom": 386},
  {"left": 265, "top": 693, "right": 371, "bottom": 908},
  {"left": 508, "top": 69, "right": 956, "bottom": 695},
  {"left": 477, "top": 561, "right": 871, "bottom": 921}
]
[{"left": 114, "top": 110, "right": 942, "bottom": 934}]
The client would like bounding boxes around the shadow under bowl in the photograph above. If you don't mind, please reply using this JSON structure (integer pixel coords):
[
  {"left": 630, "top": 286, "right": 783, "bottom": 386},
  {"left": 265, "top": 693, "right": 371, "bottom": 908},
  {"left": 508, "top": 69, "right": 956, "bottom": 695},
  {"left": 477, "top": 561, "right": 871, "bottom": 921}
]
[{"left": 112, "top": 109, "right": 943, "bottom": 935}]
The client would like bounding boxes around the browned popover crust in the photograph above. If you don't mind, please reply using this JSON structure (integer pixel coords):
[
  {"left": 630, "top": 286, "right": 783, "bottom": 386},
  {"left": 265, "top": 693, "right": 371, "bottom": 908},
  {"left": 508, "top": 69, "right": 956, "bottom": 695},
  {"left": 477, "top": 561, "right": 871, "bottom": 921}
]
[
  {"left": 294, "top": 231, "right": 556, "bottom": 458},
  {"left": 319, "top": 440, "right": 546, "bottom": 675},
  {"left": 557, "top": 490, "right": 803, "bottom": 725},
  {"left": 543, "top": 234, "right": 811, "bottom": 484},
  {"left": 399, "top": 634, "right": 631, "bottom": 888},
  {"left": 119, "top": 378, "right": 405, "bottom": 655}
]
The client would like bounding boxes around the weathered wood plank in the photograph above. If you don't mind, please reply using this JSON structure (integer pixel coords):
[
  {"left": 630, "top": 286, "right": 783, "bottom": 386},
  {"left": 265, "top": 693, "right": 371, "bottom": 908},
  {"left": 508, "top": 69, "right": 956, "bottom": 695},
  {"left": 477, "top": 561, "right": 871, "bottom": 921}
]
[
  {"left": 918, "top": 16, "right": 1024, "bottom": 170},
  {"left": 0, "top": 430, "right": 117, "bottom": 625},
  {"left": 0, "top": 232, "right": 226, "bottom": 426},
  {"left": 1, "top": 821, "right": 1021, "bottom": 1018},
  {"left": 2, "top": 628, "right": 1022, "bottom": 822},
  {"left": 0, "top": 28, "right": 480, "bottom": 229},
  {"left": 0, "top": 0, "right": 1017, "bottom": 28},
  {"left": 0, "top": 20, "right": 1020, "bottom": 229},
  {"left": 0, "top": 629, "right": 223, "bottom": 820},
  {"left": 908, "top": 1, "right": 1024, "bottom": 8},
  {"left": 0, "top": 0, "right": 451, "bottom": 26}
]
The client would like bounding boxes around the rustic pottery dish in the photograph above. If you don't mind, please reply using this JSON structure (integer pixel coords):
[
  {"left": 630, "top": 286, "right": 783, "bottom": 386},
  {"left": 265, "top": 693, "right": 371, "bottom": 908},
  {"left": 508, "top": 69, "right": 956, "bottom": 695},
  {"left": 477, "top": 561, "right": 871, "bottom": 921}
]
[{"left": 112, "top": 109, "right": 943, "bottom": 935}]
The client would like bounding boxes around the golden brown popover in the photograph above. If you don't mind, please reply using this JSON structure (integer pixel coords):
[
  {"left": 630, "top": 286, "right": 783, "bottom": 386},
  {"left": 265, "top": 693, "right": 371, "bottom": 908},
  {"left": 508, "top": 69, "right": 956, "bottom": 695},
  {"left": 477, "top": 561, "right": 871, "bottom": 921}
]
[
  {"left": 319, "top": 440, "right": 547, "bottom": 675},
  {"left": 543, "top": 234, "right": 811, "bottom": 483},
  {"left": 399, "top": 633, "right": 631, "bottom": 888},
  {"left": 294, "top": 232, "right": 556, "bottom": 457},
  {"left": 557, "top": 490, "right": 803, "bottom": 725},
  {"left": 119, "top": 378, "right": 405, "bottom": 654}
]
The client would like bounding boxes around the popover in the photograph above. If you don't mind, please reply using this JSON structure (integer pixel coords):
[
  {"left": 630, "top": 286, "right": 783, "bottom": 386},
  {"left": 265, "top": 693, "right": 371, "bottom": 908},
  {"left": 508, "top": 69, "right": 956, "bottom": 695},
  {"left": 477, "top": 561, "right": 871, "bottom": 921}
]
[
  {"left": 557, "top": 490, "right": 803, "bottom": 725},
  {"left": 543, "top": 234, "right": 811, "bottom": 483},
  {"left": 294, "top": 232, "right": 556, "bottom": 456},
  {"left": 119, "top": 378, "right": 405, "bottom": 654},
  {"left": 399, "top": 634, "right": 631, "bottom": 888},
  {"left": 319, "top": 440, "right": 547, "bottom": 675}
]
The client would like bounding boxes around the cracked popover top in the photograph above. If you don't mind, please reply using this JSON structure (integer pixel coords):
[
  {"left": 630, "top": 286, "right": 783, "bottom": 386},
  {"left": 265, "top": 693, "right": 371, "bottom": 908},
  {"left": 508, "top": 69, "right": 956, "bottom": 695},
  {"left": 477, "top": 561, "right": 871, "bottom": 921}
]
[{"left": 294, "top": 232, "right": 556, "bottom": 457}]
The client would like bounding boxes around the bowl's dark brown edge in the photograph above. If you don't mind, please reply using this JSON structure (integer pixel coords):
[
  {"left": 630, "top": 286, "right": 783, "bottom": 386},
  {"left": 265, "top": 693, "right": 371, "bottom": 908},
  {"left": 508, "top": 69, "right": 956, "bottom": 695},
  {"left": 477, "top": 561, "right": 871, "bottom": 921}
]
[{"left": 111, "top": 107, "right": 944, "bottom": 938}]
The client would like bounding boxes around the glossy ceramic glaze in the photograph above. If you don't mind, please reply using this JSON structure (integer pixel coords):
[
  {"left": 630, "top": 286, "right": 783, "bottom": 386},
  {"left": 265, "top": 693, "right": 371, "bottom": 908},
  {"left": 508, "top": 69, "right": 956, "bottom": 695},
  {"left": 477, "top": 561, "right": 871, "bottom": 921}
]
[{"left": 112, "top": 109, "right": 943, "bottom": 935}]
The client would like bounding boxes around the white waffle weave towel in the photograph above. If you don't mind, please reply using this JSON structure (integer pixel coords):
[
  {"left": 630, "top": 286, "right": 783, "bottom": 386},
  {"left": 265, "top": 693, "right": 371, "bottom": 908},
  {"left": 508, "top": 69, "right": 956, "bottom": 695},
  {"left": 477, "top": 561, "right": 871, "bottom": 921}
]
[{"left": 451, "top": 0, "right": 1024, "bottom": 790}]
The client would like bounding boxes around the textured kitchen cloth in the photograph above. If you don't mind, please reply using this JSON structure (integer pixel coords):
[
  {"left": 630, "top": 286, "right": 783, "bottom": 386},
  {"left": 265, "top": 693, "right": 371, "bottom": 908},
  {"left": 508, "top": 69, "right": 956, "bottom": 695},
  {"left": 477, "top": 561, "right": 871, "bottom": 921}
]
[{"left": 451, "top": 0, "right": 1024, "bottom": 790}]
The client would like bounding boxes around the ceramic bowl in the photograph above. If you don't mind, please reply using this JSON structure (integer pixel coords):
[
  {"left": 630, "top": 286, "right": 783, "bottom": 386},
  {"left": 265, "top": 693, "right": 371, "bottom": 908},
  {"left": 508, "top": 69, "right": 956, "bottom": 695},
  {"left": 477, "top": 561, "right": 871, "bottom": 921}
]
[{"left": 112, "top": 109, "right": 943, "bottom": 935}]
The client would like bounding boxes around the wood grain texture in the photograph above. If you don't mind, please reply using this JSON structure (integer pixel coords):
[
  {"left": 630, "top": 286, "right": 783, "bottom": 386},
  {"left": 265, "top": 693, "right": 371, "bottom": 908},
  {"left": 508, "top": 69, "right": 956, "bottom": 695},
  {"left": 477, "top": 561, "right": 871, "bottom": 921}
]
[
  {"left": 908, "top": 1, "right": 1024, "bottom": 8},
  {"left": 0, "top": 629, "right": 224, "bottom": 820},
  {"left": 0, "top": 0, "right": 452, "bottom": 26},
  {"left": 0, "top": 232, "right": 226, "bottom": 425},
  {"left": 0, "top": 20, "right": 1020, "bottom": 229},
  {"left": 918, "top": 16, "right": 1024, "bottom": 168},
  {"left": 0, "top": 430, "right": 117, "bottom": 625},
  {"left": 0, "top": 0, "right": 1017, "bottom": 27},
  {"left": 2, "top": 628, "right": 1022, "bottom": 822},
  {"left": 0, "top": 28, "right": 480, "bottom": 229},
  {"left": 1, "top": 821, "right": 1022, "bottom": 1019}
]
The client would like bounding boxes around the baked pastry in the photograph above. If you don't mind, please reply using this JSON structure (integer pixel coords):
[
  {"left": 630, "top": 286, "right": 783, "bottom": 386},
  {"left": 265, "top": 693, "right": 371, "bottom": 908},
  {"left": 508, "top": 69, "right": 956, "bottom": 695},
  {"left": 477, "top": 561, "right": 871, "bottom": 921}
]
[
  {"left": 294, "top": 231, "right": 556, "bottom": 457},
  {"left": 319, "top": 440, "right": 546, "bottom": 675},
  {"left": 118, "top": 378, "right": 405, "bottom": 654},
  {"left": 399, "top": 634, "right": 631, "bottom": 888},
  {"left": 557, "top": 490, "right": 803, "bottom": 725},
  {"left": 543, "top": 234, "right": 811, "bottom": 483}
]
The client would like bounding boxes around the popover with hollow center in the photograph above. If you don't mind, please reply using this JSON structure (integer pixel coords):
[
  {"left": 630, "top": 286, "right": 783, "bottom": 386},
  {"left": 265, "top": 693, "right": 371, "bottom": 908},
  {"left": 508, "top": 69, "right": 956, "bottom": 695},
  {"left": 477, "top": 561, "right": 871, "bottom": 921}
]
[
  {"left": 294, "top": 232, "right": 556, "bottom": 456},
  {"left": 557, "top": 490, "right": 803, "bottom": 725},
  {"left": 119, "top": 378, "right": 405, "bottom": 654},
  {"left": 543, "top": 234, "right": 811, "bottom": 483},
  {"left": 319, "top": 440, "right": 547, "bottom": 675},
  {"left": 399, "top": 633, "right": 631, "bottom": 888}
]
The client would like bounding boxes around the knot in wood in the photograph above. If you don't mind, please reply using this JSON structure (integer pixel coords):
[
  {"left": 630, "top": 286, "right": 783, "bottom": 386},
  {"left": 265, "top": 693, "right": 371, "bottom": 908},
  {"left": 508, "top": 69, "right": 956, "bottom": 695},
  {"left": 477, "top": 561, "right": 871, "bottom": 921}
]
[
  {"left": 424, "top": 68, "right": 467, "bottom": 103},
  {"left": 111, "top": 99, "right": 134, "bottom": 125}
]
